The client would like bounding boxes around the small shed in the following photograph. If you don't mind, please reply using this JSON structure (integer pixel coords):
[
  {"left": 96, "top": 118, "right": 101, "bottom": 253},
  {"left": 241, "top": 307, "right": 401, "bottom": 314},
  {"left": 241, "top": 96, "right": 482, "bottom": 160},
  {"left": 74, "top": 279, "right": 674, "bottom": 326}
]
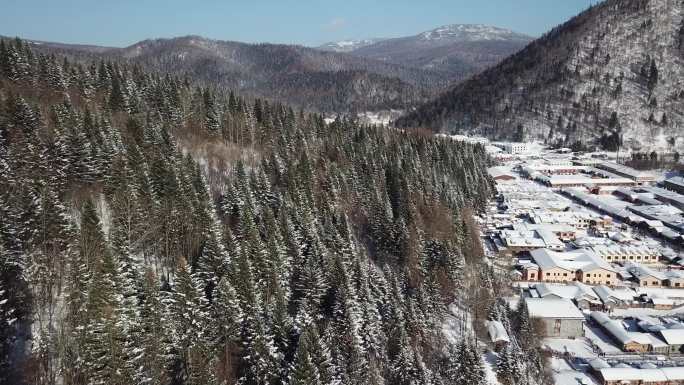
[{"left": 486, "top": 320, "right": 510, "bottom": 350}]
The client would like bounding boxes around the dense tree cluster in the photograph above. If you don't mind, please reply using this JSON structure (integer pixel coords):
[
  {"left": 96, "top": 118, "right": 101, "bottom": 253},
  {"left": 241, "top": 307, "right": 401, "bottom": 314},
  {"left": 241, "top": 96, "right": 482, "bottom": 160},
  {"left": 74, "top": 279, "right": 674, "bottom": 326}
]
[{"left": 0, "top": 38, "right": 494, "bottom": 385}]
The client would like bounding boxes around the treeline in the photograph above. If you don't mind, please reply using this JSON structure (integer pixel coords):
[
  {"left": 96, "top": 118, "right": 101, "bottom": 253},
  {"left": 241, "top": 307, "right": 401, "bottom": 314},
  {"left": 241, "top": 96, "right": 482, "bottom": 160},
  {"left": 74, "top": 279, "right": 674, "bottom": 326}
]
[
  {"left": 0, "top": 37, "right": 496, "bottom": 385},
  {"left": 31, "top": 36, "right": 446, "bottom": 114}
]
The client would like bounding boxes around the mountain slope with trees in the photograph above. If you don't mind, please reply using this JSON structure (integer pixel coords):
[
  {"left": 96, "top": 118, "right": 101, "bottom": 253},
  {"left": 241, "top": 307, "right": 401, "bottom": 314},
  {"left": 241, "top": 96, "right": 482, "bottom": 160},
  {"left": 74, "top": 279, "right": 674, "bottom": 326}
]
[
  {"left": 321, "top": 24, "right": 531, "bottom": 83},
  {"left": 25, "top": 35, "right": 448, "bottom": 114},
  {"left": 0, "top": 37, "right": 549, "bottom": 385},
  {"left": 397, "top": 0, "right": 684, "bottom": 151}
]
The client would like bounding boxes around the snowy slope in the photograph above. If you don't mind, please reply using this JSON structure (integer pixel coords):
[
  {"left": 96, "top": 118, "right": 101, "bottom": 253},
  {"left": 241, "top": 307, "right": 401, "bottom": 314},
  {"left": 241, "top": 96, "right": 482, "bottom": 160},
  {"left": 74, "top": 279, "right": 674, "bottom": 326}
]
[
  {"left": 398, "top": 0, "right": 684, "bottom": 151},
  {"left": 418, "top": 24, "right": 531, "bottom": 43},
  {"left": 317, "top": 38, "right": 388, "bottom": 52},
  {"left": 317, "top": 24, "right": 531, "bottom": 82}
]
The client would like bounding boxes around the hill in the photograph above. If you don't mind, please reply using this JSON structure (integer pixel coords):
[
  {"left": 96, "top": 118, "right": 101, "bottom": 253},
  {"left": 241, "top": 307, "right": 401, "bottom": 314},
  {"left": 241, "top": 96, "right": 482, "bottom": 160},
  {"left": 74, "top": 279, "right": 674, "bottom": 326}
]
[
  {"left": 25, "top": 35, "right": 449, "bottom": 114},
  {"left": 397, "top": 0, "right": 684, "bottom": 151},
  {"left": 322, "top": 24, "right": 531, "bottom": 82},
  {"left": 0, "top": 37, "right": 506, "bottom": 385},
  {"left": 317, "top": 38, "right": 388, "bottom": 53}
]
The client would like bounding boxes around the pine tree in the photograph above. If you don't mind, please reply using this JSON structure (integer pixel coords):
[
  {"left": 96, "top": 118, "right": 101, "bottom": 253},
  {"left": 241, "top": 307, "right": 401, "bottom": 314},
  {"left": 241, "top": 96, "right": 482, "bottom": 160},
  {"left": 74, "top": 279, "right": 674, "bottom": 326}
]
[
  {"left": 138, "top": 270, "right": 171, "bottom": 385},
  {"left": 288, "top": 325, "right": 323, "bottom": 385},
  {"left": 165, "top": 258, "right": 211, "bottom": 383}
]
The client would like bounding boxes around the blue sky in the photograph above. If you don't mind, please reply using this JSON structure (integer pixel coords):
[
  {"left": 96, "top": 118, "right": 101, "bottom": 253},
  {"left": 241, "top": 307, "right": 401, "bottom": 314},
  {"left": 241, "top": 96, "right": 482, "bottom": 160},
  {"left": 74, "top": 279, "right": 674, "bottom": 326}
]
[{"left": 2, "top": 0, "right": 596, "bottom": 47}]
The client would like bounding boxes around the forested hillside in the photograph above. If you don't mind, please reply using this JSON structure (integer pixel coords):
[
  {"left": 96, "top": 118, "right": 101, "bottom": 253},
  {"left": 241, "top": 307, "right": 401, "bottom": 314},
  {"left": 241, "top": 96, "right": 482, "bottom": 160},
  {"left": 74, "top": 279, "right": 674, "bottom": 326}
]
[
  {"left": 0, "top": 38, "right": 549, "bottom": 385},
  {"left": 397, "top": 0, "right": 684, "bottom": 151},
  {"left": 26, "top": 36, "right": 446, "bottom": 114}
]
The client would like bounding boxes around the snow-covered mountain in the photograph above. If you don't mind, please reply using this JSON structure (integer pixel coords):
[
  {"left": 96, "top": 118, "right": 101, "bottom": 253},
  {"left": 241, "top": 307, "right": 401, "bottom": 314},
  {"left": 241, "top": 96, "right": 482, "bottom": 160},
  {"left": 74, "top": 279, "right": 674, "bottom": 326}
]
[
  {"left": 317, "top": 24, "right": 532, "bottom": 82},
  {"left": 418, "top": 24, "right": 531, "bottom": 43},
  {"left": 397, "top": 0, "right": 684, "bottom": 152},
  {"left": 28, "top": 35, "right": 447, "bottom": 113},
  {"left": 317, "top": 38, "right": 387, "bottom": 53}
]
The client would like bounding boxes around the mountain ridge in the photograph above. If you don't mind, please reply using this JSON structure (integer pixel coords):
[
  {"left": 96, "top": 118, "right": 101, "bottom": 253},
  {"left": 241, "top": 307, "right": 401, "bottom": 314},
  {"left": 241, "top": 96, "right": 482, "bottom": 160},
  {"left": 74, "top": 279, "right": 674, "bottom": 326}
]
[
  {"left": 397, "top": 0, "right": 684, "bottom": 151},
  {"left": 23, "top": 34, "right": 449, "bottom": 113},
  {"left": 318, "top": 24, "right": 532, "bottom": 82}
]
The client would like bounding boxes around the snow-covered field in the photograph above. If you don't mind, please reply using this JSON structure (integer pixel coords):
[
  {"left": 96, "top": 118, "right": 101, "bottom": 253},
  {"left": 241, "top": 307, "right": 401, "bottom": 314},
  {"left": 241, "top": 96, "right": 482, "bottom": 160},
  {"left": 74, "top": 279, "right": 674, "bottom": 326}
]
[
  {"left": 583, "top": 325, "right": 623, "bottom": 354},
  {"left": 542, "top": 338, "right": 597, "bottom": 359}
]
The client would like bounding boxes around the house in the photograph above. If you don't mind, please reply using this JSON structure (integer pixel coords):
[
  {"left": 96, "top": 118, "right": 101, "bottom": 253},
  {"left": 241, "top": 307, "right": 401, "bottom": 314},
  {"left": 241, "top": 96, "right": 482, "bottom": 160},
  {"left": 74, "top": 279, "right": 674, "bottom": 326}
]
[
  {"left": 501, "top": 142, "right": 529, "bottom": 154},
  {"left": 629, "top": 264, "right": 667, "bottom": 287},
  {"left": 590, "top": 312, "right": 662, "bottom": 353},
  {"left": 513, "top": 223, "right": 577, "bottom": 241},
  {"left": 591, "top": 245, "right": 660, "bottom": 264},
  {"left": 533, "top": 282, "right": 602, "bottom": 309},
  {"left": 665, "top": 270, "right": 684, "bottom": 288},
  {"left": 500, "top": 228, "right": 564, "bottom": 254},
  {"left": 500, "top": 230, "right": 546, "bottom": 254},
  {"left": 650, "top": 297, "right": 675, "bottom": 310},
  {"left": 530, "top": 248, "right": 618, "bottom": 286},
  {"left": 525, "top": 297, "right": 585, "bottom": 338},
  {"left": 593, "top": 285, "right": 630, "bottom": 310},
  {"left": 657, "top": 329, "right": 684, "bottom": 354},
  {"left": 663, "top": 177, "right": 684, "bottom": 195},
  {"left": 598, "top": 367, "right": 684, "bottom": 385},
  {"left": 488, "top": 166, "right": 516, "bottom": 182},
  {"left": 596, "top": 162, "right": 657, "bottom": 185},
  {"left": 534, "top": 174, "right": 637, "bottom": 188},
  {"left": 528, "top": 210, "right": 612, "bottom": 231},
  {"left": 519, "top": 262, "right": 540, "bottom": 281},
  {"left": 486, "top": 320, "right": 510, "bottom": 350}
]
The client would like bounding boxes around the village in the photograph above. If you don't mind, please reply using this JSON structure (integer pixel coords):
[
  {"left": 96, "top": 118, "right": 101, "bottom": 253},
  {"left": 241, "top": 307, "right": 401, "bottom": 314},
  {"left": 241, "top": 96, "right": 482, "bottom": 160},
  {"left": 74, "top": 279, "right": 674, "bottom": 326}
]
[{"left": 464, "top": 135, "right": 684, "bottom": 385}]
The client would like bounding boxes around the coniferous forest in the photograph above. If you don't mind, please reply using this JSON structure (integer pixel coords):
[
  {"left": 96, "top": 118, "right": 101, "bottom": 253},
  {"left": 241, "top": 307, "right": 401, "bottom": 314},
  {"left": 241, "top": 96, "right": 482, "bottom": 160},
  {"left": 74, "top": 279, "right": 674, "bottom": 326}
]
[{"left": 0, "top": 37, "right": 546, "bottom": 385}]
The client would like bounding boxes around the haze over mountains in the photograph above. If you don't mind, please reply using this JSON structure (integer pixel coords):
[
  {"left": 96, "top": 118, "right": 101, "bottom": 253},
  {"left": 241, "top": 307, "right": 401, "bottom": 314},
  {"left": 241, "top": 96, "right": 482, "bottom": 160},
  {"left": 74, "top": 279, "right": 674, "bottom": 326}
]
[{"left": 398, "top": 0, "right": 684, "bottom": 151}]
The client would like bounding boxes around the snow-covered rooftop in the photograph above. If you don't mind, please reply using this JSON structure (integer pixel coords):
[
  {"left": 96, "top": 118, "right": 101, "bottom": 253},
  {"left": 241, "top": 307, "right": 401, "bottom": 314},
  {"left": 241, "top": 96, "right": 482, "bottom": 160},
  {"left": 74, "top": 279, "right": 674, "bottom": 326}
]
[{"left": 525, "top": 298, "right": 584, "bottom": 319}]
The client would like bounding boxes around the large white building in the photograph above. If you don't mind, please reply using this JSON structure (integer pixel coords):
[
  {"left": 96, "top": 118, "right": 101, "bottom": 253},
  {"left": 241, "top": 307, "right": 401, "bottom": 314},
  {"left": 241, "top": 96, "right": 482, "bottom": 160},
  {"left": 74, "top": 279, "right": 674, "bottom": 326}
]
[
  {"left": 501, "top": 142, "right": 530, "bottom": 154},
  {"left": 525, "top": 298, "right": 585, "bottom": 338},
  {"left": 528, "top": 248, "right": 617, "bottom": 286}
]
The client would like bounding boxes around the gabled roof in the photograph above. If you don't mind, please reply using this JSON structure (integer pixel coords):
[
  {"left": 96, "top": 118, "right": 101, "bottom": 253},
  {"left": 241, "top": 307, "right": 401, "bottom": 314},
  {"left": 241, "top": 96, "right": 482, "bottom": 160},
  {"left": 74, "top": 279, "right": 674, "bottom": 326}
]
[
  {"left": 658, "top": 329, "right": 684, "bottom": 345},
  {"left": 525, "top": 298, "right": 585, "bottom": 319},
  {"left": 530, "top": 248, "right": 615, "bottom": 273},
  {"left": 600, "top": 367, "right": 684, "bottom": 382},
  {"left": 590, "top": 312, "right": 652, "bottom": 345},
  {"left": 534, "top": 282, "right": 599, "bottom": 302},
  {"left": 629, "top": 264, "right": 666, "bottom": 281},
  {"left": 486, "top": 320, "right": 510, "bottom": 343}
]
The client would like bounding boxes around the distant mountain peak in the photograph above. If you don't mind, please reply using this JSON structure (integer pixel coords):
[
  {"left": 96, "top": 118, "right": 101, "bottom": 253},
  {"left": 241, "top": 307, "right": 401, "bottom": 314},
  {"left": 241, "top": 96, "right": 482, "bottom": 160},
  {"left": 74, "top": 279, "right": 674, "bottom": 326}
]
[
  {"left": 419, "top": 24, "right": 531, "bottom": 42},
  {"left": 317, "top": 38, "right": 387, "bottom": 53}
]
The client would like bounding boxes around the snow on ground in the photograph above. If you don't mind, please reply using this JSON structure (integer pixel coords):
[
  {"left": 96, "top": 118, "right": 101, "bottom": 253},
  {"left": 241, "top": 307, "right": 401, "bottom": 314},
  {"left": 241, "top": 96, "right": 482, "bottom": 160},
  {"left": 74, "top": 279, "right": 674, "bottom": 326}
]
[
  {"left": 543, "top": 338, "right": 596, "bottom": 359},
  {"left": 504, "top": 296, "right": 520, "bottom": 309},
  {"left": 553, "top": 369, "right": 598, "bottom": 385},
  {"left": 584, "top": 325, "right": 623, "bottom": 354},
  {"left": 550, "top": 357, "right": 599, "bottom": 385},
  {"left": 483, "top": 350, "right": 502, "bottom": 385},
  {"left": 441, "top": 303, "right": 470, "bottom": 346}
]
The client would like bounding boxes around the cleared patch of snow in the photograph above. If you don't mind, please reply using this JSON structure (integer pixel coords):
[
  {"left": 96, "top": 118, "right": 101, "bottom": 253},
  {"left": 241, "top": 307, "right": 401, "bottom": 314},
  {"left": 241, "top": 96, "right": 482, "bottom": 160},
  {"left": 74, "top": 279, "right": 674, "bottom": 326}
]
[
  {"left": 441, "top": 303, "right": 471, "bottom": 346},
  {"left": 543, "top": 338, "right": 597, "bottom": 359},
  {"left": 419, "top": 24, "right": 529, "bottom": 42},
  {"left": 584, "top": 325, "right": 623, "bottom": 354},
  {"left": 553, "top": 368, "right": 598, "bottom": 385},
  {"left": 483, "top": 350, "right": 503, "bottom": 385}
]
